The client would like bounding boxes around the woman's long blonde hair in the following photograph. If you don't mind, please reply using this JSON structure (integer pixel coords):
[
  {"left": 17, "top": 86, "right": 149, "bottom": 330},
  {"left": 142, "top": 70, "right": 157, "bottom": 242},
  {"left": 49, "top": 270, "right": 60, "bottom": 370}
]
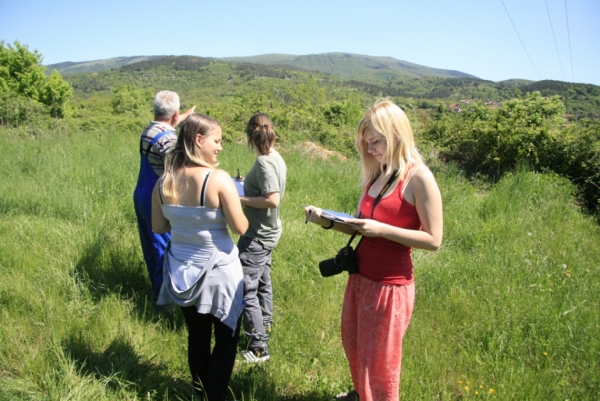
[
  {"left": 355, "top": 99, "right": 423, "bottom": 186},
  {"left": 162, "top": 113, "right": 220, "bottom": 198}
]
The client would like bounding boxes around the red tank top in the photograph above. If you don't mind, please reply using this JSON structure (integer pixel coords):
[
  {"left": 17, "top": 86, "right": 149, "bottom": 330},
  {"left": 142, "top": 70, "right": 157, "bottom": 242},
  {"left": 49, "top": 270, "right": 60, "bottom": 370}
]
[{"left": 355, "top": 176, "right": 422, "bottom": 285}]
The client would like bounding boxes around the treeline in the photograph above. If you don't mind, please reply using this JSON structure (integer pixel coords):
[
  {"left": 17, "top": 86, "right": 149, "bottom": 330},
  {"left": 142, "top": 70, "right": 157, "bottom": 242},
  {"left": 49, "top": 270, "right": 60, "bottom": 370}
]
[
  {"left": 348, "top": 77, "right": 507, "bottom": 99},
  {"left": 519, "top": 80, "right": 600, "bottom": 119},
  {"left": 120, "top": 55, "right": 214, "bottom": 71},
  {"left": 346, "top": 76, "right": 600, "bottom": 119},
  {"left": 121, "top": 55, "right": 307, "bottom": 81},
  {"left": 65, "top": 57, "right": 341, "bottom": 100},
  {"left": 65, "top": 54, "right": 600, "bottom": 119}
]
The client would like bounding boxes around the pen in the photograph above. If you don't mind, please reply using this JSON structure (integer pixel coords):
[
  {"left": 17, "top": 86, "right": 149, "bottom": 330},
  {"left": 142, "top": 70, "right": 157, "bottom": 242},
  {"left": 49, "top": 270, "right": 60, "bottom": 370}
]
[{"left": 305, "top": 208, "right": 312, "bottom": 224}]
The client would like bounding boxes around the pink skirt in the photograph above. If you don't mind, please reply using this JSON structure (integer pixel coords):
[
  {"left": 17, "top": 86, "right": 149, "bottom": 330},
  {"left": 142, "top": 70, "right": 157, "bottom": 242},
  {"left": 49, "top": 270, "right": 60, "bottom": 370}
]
[{"left": 341, "top": 273, "right": 415, "bottom": 401}]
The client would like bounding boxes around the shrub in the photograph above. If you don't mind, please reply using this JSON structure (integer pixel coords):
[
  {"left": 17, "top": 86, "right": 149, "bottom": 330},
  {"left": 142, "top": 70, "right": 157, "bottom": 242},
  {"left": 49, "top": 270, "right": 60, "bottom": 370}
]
[
  {"left": 0, "top": 41, "right": 73, "bottom": 118},
  {"left": 424, "top": 91, "right": 600, "bottom": 217}
]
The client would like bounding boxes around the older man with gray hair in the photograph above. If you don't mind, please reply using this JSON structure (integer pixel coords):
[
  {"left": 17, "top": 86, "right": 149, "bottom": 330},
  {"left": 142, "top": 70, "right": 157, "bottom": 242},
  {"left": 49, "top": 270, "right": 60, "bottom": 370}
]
[{"left": 133, "top": 90, "right": 195, "bottom": 301}]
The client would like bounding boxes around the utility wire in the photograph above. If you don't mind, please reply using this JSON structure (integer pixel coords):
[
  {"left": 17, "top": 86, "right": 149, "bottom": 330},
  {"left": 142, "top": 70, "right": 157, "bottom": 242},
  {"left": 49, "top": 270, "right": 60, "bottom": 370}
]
[
  {"left": 500, "top": 0, "right": 541, "bottom": 80},
  {"left": 545, "top": 0, "right": 566, "bottom": 81},
  {"left": 565, "top": 0, "right": 575, "bottom": 82}
]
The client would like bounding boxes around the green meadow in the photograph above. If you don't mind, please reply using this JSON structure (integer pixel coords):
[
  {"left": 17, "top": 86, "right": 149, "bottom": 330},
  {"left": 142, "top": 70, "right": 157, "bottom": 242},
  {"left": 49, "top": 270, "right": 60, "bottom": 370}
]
[{"left": 0, "top": 116, "right": 598, "bottom": 401}]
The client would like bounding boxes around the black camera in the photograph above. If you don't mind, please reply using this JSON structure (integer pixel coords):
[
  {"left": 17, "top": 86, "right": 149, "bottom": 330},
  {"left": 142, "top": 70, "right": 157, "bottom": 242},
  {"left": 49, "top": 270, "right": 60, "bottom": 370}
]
[{"left": 319, "top": 246, "right": 359, "bottom": 277}]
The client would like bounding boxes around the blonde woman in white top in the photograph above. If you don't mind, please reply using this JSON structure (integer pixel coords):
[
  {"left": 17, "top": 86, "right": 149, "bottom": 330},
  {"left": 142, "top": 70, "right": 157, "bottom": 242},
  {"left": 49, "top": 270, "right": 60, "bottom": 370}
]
[{"left": 152, "top": 113, "right": 247, "bottom": 401}]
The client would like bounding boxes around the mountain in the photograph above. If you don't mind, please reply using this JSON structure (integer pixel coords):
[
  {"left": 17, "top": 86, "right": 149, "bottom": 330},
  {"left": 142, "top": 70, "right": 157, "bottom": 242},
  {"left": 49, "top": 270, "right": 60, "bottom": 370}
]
[
  {"left": 220, "top": 52, "right": 478, "bottom": 83},
  {"left": 46, "top": 56, "right": 165, "bottom": 74},
  {"left": 47, "top": 52, "right": 477, "bottom": 83},
  {"left": 49, "top": 53, "right": 599, "bottom": 119}
]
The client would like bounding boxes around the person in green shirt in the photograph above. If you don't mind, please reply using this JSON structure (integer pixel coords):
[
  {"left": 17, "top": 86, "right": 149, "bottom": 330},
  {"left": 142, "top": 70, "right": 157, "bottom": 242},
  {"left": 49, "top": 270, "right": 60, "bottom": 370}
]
[{"left": 237, "top": 113, "right": 287, "bottom": 363}]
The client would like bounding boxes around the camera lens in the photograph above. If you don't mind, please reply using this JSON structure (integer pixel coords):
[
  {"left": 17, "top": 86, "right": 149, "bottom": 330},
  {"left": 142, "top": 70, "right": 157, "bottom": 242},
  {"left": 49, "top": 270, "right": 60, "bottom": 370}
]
[{"left": 319, "top": 258, "right": 343, "bottom": 277}]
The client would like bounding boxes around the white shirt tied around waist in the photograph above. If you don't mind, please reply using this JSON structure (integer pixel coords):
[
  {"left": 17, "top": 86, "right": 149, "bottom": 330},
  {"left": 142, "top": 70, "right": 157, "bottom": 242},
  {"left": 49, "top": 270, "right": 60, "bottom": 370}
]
[{"left": 157, "top": 245, "right": 244, "bottom": 333}]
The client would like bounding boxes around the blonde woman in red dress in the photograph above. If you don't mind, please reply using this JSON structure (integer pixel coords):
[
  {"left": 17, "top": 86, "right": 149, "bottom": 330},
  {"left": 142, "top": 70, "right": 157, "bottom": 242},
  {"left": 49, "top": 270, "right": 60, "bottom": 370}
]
[{"left": 305, "top": 99, "right": 443, "bottom": 401}]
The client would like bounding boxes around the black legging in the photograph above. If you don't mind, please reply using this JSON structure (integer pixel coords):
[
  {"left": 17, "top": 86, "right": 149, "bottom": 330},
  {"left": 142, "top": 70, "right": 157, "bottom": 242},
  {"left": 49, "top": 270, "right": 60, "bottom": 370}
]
[{"left": 181, "top": 306, "right": 241, "bottom": 401}]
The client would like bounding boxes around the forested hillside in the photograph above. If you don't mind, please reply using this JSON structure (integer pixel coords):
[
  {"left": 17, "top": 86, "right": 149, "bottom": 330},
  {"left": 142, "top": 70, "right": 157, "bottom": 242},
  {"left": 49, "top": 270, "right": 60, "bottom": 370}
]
[
  {"left": 48, "top": 52, "right": 476, "bottom": 81},
  {"left": 220, "top": 52, "right": 477, "bottom": 81},
  {"left": 47, "top": 55, "right": 165, "bottom": 74},
  {"left": 57, "top": 54, "right": 600, "bottom": 120}
]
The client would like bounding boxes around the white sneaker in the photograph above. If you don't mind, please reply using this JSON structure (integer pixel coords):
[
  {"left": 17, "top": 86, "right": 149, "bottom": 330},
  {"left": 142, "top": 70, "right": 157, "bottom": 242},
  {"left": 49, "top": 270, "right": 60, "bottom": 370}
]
[{"left": 240, "top": 347, "right": 270, "bottom": 363}]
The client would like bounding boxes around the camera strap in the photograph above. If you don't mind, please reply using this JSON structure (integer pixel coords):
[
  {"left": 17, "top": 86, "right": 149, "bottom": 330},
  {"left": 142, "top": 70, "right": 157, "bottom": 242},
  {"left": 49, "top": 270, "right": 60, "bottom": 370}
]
[
  {"left": 347, "top": 169, "right": 400, "bottom": 248},
  {"left": 369, "top": 169, "right": 400, "bottom": 217}
]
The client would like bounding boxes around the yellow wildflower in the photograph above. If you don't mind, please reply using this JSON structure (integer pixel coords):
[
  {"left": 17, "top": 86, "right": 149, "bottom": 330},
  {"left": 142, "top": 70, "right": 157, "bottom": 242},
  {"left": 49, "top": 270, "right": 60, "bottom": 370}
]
[
  {"left": 488, "top": 388, "right": 495, "bottom": 395},
  {"left": 465, "top": 386, "right": 470, "bottom": 392}
]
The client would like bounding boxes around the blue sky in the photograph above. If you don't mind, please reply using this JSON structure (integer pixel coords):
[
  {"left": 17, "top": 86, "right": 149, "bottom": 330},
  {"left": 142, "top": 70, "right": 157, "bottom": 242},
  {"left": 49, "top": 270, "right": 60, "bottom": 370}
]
[{"left": 1, "top": 0, "right": 598, "bottom": 85}]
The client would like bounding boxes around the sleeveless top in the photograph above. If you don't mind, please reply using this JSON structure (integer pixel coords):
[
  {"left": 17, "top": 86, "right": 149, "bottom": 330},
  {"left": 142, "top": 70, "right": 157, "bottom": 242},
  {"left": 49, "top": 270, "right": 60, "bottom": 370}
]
[
  {"left": 156, "top": 171, "right": 244, "bottom": 331},
  {"left": 355, "top": 169, "right": 422, "bottom": 286}
]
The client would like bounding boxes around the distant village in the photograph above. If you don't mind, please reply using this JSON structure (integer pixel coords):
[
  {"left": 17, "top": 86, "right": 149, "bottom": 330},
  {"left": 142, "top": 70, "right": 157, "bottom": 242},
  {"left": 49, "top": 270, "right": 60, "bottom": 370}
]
[{"left": 448, "top": 99, "right": 502, "bottom": 113}]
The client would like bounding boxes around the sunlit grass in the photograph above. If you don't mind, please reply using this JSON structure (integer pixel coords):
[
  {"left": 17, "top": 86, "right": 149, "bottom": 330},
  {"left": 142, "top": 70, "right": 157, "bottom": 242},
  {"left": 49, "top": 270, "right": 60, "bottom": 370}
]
[{"left": 1, "top": 120, "right": 599, "bottom": 400}]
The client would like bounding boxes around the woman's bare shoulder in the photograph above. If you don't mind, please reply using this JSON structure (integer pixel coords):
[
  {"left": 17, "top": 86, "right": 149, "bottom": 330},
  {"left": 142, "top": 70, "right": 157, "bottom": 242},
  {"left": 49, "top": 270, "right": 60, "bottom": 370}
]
[
  {"left": 210, "top": 169, "right": 231, "bottom": 187},
  {"left": 209, "top": 169, "right": 237, "bottom": 192},
  {"left": 412, "top": 164, "right": 435, "bottom": 181},
  {"left": 404, "top": 164, "right": 437, "bottom": 202},
  {"left": 210, "top": 168, "right": 231, "bottom": 181}
]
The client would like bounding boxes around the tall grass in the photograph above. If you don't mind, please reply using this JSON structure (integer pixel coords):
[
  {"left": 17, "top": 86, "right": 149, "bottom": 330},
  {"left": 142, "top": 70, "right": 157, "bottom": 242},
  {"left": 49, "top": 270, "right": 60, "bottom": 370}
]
[{"left": 0, "top": 120, "right": 598, "bottom": 400}]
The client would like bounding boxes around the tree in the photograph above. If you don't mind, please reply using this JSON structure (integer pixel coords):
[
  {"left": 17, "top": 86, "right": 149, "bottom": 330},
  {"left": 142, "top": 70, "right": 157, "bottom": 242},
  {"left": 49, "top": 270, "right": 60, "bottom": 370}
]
[
  {"left": 0, "top": 41, "right": 46, "bottom": 98},
  {"left": 110, "top": 84, "right": 152, "bottom": 117},
  {"left": 0, "top": 40, "right": 73, "bottom": 118},
  {"left": 426, "top": 92, "right": 566, "bottom": 178},
  {"left": 39, "top": 70, "right": 73, "bottom": 118}
]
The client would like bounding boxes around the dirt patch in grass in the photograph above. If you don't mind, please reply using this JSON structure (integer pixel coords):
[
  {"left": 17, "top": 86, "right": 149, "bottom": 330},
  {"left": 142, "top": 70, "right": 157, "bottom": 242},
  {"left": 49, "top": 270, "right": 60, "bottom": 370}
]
[{"left": 298, "top": 141, "right": 347, "bottom": 161}]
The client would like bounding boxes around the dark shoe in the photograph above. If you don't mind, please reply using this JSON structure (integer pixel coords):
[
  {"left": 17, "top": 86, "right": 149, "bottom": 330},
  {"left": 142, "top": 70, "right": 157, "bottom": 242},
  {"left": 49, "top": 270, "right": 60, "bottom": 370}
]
[
  {"left": 334, "top": 389, "right": 359, "bottom": 400},
  {"left": 240, "top": 345, "right": 270, "bottom": 363}
]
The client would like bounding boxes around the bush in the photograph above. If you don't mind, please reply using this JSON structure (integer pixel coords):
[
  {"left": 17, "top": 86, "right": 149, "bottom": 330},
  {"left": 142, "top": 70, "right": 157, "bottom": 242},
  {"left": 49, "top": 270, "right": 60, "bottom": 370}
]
[
  {"left": 110, "top": 85, "right": 153, "bottom": 117},
  {"left": 0, "top": 41, "right": 73, "bottom": 118},
  {"left": 0, "top": 90, "right": 48, "bottom": 128},
  {"left": 424, "top": 91, "right": 600, "bottom": 217},
  {"left": 426, "top": 92, "right": 565, "bottom": 179},
  {"left": 553, "top": 119, "right": 600, "bottom": 215}
]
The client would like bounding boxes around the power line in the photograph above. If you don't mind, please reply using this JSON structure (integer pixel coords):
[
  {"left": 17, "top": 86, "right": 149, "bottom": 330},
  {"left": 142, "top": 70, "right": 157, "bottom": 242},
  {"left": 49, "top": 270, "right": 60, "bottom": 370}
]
[
  {"left": 565, "top": 0, "right": 575, "bottom": 82},
  {"left": 500, "top": 0, "right": 541, "bottom": 80},
  {"left": 545, "top": 0, "right": 566, "bottom": 81}
]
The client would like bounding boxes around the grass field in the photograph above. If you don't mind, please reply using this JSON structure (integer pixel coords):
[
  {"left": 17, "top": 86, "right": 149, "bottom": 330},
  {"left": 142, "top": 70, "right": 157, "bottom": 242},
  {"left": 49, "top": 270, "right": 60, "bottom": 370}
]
[{"left": 0, "top": 119, "right": 599, "bottom": 400}]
